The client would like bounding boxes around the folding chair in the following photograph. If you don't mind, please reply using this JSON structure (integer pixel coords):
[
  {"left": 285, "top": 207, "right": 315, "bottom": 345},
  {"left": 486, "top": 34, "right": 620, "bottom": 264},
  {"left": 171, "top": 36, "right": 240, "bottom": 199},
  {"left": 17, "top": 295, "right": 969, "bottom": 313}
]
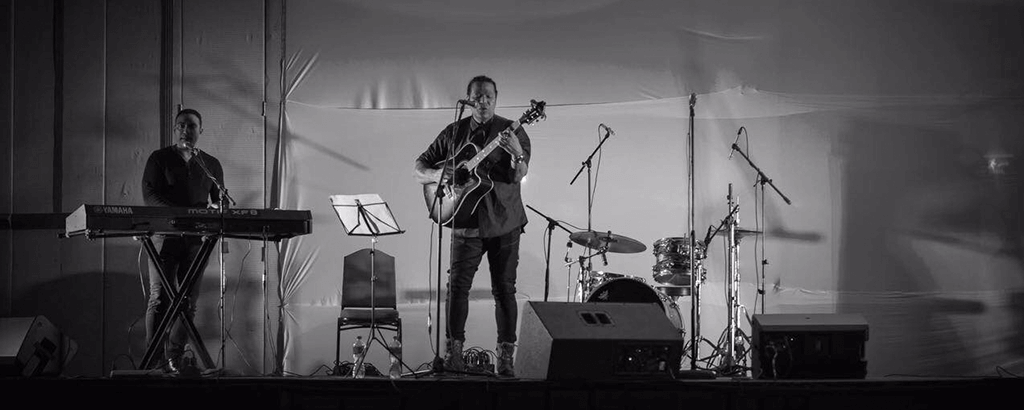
[{"left": 334, "top": 248, "right": 402, "bottom": 371}]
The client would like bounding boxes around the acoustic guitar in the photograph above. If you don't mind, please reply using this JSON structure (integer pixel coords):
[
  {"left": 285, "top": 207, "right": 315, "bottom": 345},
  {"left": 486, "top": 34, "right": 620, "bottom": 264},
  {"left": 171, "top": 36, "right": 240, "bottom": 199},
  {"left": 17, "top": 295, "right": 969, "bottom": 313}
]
[{"left": 423, "top": 99, "right": 547, "bottom": 226}]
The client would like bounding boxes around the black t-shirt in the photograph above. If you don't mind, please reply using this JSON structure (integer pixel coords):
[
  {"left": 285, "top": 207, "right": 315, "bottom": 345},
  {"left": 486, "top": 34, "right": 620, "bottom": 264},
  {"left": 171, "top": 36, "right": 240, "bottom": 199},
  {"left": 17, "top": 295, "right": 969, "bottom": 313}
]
[
  {"left": 142, "top": 145, "right": 224, "bottom": 207},
  {"left": 417, "top": 115, "right": 531, "bottom": 238}
]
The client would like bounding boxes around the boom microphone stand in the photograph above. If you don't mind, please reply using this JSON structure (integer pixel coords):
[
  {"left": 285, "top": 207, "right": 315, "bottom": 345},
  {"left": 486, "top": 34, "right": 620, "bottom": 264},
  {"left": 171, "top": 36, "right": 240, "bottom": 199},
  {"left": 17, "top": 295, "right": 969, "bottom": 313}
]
[
  {"left": 526, "top": 204, "right": 574, "bottom": 302},
  {"left": 570, "top": 124, "right": 614, "bottom": 299},
  {"left": 729, "top": 141, "right": 792, "bottom": 314}
]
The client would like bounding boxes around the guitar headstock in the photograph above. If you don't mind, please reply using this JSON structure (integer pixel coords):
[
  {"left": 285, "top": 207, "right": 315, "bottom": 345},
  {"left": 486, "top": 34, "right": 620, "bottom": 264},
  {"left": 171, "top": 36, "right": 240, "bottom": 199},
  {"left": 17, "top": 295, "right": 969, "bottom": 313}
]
[{"left": 518, "top": 99, "right": 547, "bottom": 126}]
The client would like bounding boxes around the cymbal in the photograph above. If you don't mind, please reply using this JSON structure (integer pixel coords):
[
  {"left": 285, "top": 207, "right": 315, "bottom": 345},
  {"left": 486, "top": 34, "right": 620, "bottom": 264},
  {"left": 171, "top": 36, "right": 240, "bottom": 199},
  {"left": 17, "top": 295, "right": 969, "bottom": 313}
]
[
  {"left": 714, "top": 227, "right": 763, "bottom": 238},
  {"left": 570, "top": 230, "right": 647, "bottom": 254}
]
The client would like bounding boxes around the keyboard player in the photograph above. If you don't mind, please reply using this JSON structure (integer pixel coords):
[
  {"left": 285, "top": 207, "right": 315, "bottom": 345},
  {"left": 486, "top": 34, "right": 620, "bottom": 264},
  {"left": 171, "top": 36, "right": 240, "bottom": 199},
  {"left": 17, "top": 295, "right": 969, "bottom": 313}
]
[{"left": 140, "top": 108, "right": 223, "bottom": 373}]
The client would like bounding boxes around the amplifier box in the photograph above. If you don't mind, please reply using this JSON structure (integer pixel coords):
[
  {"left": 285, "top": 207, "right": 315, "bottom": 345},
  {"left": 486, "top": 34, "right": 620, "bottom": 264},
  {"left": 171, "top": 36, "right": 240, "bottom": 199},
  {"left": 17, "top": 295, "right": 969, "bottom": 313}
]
[{"left": 751, "top": 313, "right": 868, "bottom": 379}]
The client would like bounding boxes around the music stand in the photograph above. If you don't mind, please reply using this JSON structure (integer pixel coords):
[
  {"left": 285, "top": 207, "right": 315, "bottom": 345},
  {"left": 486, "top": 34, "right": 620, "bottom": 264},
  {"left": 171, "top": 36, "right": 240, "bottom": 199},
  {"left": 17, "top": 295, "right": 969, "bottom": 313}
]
[{"left": 329, "top": 194, "right": 404, "bottom": 377}]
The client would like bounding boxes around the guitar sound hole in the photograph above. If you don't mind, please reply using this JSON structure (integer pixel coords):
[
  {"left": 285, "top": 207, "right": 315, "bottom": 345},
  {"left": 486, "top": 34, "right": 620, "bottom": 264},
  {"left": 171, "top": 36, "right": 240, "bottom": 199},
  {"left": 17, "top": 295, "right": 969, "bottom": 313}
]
[{"left": 452, "top": 168, "right": 471, "bottom": 185}]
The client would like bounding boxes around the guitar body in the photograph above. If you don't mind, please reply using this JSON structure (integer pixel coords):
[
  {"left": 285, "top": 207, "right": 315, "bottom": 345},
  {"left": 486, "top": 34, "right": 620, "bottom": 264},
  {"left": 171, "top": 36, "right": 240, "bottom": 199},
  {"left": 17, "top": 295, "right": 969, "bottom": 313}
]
[
  {"left": 420, "top": 99, "right": 547, "bottom": 227},
  {"left": 422, "top": 142, "right": 494, "bottom": 227}
]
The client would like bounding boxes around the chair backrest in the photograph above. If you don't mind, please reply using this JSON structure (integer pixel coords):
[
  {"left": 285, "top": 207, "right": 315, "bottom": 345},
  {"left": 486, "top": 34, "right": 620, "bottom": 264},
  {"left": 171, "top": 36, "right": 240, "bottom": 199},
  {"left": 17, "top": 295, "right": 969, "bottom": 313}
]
[{"left": 342, "top": 248, "right": 397, "bottom": 309}]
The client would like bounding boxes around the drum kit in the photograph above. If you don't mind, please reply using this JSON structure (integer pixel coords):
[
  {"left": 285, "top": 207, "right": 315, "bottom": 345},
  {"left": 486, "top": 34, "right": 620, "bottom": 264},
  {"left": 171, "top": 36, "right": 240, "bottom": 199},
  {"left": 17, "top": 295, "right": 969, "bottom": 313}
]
[
  {"left": 564, "top": 231, "right": 685, "bottom": 331},
  {"left": 562, "top": 186, "right": 762, "bottom": 376},
  {"left": 547, "top": 101, "right": 792, "bottom": 377}
]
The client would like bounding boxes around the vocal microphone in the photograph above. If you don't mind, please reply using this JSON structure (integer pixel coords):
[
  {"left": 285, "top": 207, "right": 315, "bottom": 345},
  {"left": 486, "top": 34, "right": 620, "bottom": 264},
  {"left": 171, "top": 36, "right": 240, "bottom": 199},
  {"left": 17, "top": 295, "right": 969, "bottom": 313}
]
[
  {"left": 181, "top": 140, "right": 198, "bottom": 154},
  {"left": 729, "top": 127, "right": 743, "bottom": 160},
  {"left": 458, "top": 99, "right": 478, "bottom": 108},
  {"left": 689, "top": 93, "right": 697, "bottom": 107},
  {"left": 599, "top": 124, "right": 615, "bottom": 136}
]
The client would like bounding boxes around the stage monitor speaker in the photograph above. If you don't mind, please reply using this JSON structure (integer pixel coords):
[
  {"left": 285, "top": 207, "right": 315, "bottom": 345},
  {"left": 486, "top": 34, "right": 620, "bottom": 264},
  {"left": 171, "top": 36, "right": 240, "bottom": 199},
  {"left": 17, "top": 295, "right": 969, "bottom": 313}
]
[
  {"left": 751, "top": 313, "right": 868, "bottom": 379},
  {"left": 0, "top": 315, "right": 76, "bottom": 377},
  {"left": 515, "top": 301, "right": 684, "bottom": 380}
]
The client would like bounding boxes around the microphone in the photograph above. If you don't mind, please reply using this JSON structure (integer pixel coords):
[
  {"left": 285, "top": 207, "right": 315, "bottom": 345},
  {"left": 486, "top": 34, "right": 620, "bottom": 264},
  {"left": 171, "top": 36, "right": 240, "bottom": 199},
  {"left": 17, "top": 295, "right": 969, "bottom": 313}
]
[
  {"left": 729, "top": 127, "right": 744, "bottom": 160},
  {"left": 181, "top": 140, "right": 198, "bottom": 155},
  {"left": 458, "top": 99, "right": 478, "bottom": 108},
  {"left": 600, "top": 251, "right": 608, "bottom": 266},
  {"left": 689, "top": 93, "right": 697, "bottom": 107},
  {"left": 599, "top": 124, "right": 615, "bottom": 136}
]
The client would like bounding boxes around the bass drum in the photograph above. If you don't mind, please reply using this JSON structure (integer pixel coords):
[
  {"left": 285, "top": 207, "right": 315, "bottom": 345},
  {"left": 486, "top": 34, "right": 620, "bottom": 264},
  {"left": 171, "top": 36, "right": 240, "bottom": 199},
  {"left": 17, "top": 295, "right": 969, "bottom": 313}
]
[{"left": 585, "top": 278, "right": 685, "bottom": 338}]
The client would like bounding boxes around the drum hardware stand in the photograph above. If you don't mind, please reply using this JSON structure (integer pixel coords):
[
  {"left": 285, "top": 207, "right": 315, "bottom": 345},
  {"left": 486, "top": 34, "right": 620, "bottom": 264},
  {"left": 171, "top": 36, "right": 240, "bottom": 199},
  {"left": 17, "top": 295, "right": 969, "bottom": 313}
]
[
  {"left": 686, "top": 196, "right": 742, "bottom": 373},
  {"left": 729, "top": 141, "right": 792, "bottom": 314},
  {"left": 572, "top": 246, "right": 609, "bottom": 301},
  {"left": 526, "top": 204, "right": 574, "bottom": 302},
  {"left": 563, "top": 251, "right": 576, "bottom": 302},
  {"left": 697, "top": 184, "right": 756, "bottom": 376},
  {"left": 721, "top": 184, "right": 750, "bottom": 375}
]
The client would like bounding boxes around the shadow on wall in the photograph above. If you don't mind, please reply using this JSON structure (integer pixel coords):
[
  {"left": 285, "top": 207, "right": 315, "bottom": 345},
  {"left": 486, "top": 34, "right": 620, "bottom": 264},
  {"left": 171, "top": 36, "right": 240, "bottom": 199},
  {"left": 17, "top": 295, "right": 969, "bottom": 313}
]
[
  {"left": 12, "top": 269, "right": 141, "bottom": 377},
  {"left": 838, "top": 108, "right": 1024, "bottom": 376},
  {"left": 12, "top": 259, "right": 263, "bottom": 376}
]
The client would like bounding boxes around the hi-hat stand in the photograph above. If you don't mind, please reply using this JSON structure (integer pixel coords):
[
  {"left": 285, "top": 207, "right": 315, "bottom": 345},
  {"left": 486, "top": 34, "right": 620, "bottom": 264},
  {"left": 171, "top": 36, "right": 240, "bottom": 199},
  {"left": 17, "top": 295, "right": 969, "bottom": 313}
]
[
  {"left": 699, "top": 184, "right": 753, "bottom": 376},
  {"left": 330, "top": 194, "right": 405, "bottom": 377}
]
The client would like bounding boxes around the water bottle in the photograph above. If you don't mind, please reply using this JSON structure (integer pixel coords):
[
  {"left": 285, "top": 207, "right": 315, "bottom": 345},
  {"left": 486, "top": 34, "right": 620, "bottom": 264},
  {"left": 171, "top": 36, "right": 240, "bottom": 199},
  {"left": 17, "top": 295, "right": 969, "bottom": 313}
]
[
  {"left": 388, "top": 336, "right": 403, "bottom": 379},
  {"left": 351, "top": 336, "right": 366, "bottom": 378}
]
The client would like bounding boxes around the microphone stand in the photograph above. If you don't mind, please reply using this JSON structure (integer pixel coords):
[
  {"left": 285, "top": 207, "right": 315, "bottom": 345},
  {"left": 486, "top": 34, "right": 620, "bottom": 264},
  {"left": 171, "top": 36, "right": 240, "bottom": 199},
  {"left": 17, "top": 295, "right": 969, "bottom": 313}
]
[
  {"left": 730, "top": 144, "right": 792, "bottom": 206},
  {"left": 570, "top": 125, "right": 613, "bottom": 231},
  {"left": 730, "top": 143, "right": 792, "bottom": 315},
  {"left": 685, "top": 93, "right": 700, "bottom": 372},
  {"left": 702, "top": 204, "right": 740, "bottom": 249},
  {"left": 526, "top": 204, "right": 573, "bottom": 302},
  {"left": 424, "top": 102, "right": 469, "bottom": 376},
  {"left": 192, "top": 147, "right": 235, "bottom": 373},
  {"left": 570, "top": 125, "right": 613, "bottom": 297}
]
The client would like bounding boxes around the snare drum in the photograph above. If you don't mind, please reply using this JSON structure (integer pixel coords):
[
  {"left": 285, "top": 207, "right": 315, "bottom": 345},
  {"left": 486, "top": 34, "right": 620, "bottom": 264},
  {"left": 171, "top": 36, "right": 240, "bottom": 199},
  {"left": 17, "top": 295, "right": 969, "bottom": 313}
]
[
  {"left": 652, "top": 236, "right": 706, "bottom": 285},
  {"left": 585, "top": 277, "right": 685, "bottom": 337}
]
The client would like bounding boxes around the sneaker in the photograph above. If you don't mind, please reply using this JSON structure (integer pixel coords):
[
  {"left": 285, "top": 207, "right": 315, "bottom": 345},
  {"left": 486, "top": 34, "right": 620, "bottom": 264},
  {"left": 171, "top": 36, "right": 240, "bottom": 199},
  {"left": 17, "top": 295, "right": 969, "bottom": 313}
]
[
  {"left": 167, "top": 356, "right": 201, "bottom": 377},
  {"left": 166, "top": 357, "right": 181, "bottom": 375},
  {"left": 444, "top": 339, "right": 465, "bottom": 372},
  {"left": 496, "top": 342, "right": 515, "bottom": 377}
]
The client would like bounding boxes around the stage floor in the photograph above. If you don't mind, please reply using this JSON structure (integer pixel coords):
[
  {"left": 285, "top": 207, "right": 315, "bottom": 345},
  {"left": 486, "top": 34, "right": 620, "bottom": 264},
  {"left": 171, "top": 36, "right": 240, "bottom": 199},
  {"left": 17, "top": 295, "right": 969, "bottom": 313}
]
[{"left": 4, "top": 373, "right": 1022, "bottom": 410}]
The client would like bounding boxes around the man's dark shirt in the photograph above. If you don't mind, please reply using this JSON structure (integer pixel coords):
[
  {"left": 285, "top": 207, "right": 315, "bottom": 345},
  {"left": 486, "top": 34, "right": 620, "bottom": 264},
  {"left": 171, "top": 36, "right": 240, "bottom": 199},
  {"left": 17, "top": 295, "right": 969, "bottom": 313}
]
[
  {"left": 142, "top": 145, "right": 224, "bottom": 207},
  {"left": 417, "top": 115, "right": 531, "bottom": 238}
]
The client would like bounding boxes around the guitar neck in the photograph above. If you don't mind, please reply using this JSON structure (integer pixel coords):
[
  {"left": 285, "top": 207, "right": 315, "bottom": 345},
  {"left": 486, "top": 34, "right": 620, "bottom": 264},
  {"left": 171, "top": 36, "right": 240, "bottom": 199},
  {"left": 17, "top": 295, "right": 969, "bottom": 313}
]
[{"left": 464, "top": 120, "right": 521, "bottom": 171}]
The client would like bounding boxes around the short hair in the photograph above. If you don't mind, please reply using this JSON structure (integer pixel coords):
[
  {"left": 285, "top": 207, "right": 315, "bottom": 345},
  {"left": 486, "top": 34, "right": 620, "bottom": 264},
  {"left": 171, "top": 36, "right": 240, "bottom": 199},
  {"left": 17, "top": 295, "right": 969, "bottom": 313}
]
[
  {"left": 175, "top": 108, "right": 203, "bottom": 126},
  {"left": 466, "top": 75, "right": 497, "bottom": 96}
]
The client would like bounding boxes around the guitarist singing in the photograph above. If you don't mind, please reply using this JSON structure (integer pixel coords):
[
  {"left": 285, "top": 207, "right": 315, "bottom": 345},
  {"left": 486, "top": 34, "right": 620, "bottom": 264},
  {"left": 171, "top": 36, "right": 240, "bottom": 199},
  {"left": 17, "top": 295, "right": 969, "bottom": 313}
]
[{"left": 413, "top": 75, "right": 531, "bottom": 377}]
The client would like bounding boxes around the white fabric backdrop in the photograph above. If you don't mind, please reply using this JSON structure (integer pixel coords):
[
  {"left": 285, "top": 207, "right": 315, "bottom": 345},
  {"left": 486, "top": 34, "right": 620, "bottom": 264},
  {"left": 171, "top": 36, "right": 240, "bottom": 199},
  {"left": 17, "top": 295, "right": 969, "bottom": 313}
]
[{"left": 274, "top": 0, "right": 1024, "bottom": 377}]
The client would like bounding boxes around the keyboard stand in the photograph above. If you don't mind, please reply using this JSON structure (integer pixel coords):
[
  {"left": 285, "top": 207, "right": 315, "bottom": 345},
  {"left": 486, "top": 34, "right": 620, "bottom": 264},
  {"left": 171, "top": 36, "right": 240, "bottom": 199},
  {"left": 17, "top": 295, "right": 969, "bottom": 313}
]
[{"left": 138, "top": 233, "right": 218, "bottom": 371}]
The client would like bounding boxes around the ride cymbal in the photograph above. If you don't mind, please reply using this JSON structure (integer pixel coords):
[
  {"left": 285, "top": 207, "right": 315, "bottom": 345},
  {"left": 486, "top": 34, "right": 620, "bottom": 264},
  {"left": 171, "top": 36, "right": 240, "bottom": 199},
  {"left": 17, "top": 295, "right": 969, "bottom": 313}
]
[{"left": 569, "top": 230, "right": 647, "bottom": 254}]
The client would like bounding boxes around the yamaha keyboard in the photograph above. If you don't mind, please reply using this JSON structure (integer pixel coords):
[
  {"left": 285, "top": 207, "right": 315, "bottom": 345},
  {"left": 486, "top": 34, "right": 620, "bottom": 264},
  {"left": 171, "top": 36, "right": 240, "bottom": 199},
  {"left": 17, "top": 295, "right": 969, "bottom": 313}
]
[{"left": 64, "top": 204, "right": 312, "bottom": 241}]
